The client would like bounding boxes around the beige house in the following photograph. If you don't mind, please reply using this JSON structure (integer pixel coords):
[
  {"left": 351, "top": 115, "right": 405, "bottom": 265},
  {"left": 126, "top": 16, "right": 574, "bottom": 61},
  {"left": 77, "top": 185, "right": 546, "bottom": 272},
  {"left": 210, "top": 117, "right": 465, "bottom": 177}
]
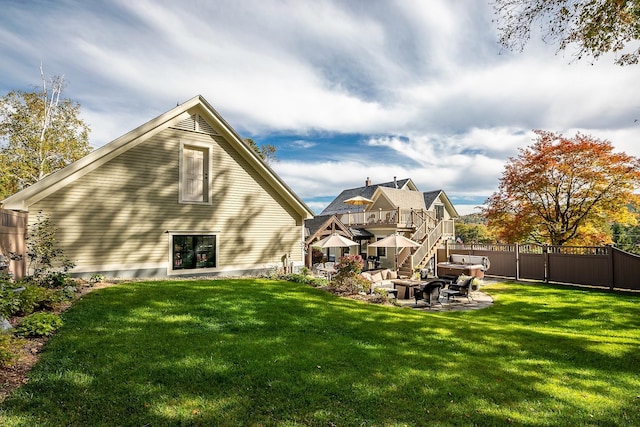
[
  {"left": 1, "top": 95, "right": 313, "bottom": 278},
  {"left": 306, "top": 177, "right": 458, "bottom": 276}
]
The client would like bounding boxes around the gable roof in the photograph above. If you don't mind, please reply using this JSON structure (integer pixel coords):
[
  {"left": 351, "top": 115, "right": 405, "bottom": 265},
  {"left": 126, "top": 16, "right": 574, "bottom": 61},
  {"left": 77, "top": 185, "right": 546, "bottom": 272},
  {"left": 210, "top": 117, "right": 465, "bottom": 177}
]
[
  {"left": 423, "top": 190, "right": 460, "bottom": 218},
  {"left": 2, "top": 95, "right": 314, "bottom": 219},
  {"left": 423, "top": 190, "right": 441, "bottom": 210},
  {"left": 304, "top": 214, "right": 352, "bottom": 243},
  {"left": 320, "top": 178, "right": 415, "bottom": 215},
  {"left": 374, "top": 187, "right": 427, "bottom": 210}
]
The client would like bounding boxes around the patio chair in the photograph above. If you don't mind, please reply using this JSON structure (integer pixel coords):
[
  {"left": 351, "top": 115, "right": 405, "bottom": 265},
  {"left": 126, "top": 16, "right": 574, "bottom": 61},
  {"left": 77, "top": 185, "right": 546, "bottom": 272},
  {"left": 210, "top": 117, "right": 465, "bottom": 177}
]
[
  {"left": 312, "top": 263, "right": 324, "bottom": 277},
  {"left": 441, "top": 276, "right": 474, "bottom": 302},
  {"left": 414, "top": 280, "right": 445, "bottom": 308}
]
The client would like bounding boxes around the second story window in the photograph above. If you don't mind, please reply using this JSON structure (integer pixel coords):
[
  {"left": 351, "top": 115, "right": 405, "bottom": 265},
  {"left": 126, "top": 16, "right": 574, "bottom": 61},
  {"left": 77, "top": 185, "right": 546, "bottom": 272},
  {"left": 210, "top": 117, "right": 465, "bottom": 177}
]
[{"left": 179, "top": 142, "right": 211, "bottom": 204}]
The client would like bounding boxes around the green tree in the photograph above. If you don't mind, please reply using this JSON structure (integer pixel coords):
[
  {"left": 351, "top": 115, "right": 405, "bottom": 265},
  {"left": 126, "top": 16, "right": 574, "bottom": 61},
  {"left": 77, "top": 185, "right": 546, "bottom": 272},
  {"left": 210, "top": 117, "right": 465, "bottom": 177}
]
[
  {"left": 26, "top": 212, "right": 75, "bottom": 286},
  {"left": 611, "top": 200, "right": 640, "bottom": 253},
  {"left": 483, "top": 130, "right": 640, "bottom": 245},
  {"left": 455, "top": 222, "right": 495, "bottom": 244},
  {"left": 0, "top": 67, "right": 91, "bottom": 199},
  {"left": 494, "top": 0, "right": 640, "bottom": 65},
  {"left": 244, "top": 138, "right": 277, "bottom": 164},
  {"left": 458, "top": 213, "right": 487, "bottom": 225}
]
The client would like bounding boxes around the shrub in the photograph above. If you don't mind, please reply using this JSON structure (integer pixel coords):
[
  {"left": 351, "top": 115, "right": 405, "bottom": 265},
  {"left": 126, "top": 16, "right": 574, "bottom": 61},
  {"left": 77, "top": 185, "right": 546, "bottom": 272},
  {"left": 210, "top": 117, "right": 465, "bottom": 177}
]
[
  {"left": 330, "top": 255, "right": 368, "bottom": 294},
  {"left": 370, "top": 287, "right": 392, "bottom": 303},
  {"left": 26, "top": 212, "right": 75, "bottom": 287},
  {"left": 0, "top": 285, "right": 22, "bottom": 318},
  {"left": 298, "top": 267, "right": 310, "bottom": 276},
  {"left": 89, "top": 273, "right": 106, "bottom": 285},
  {"left": 311, "top": 248, "right": 324, "bottom": 264},
  {"left": 281, "top": 273, "right": 328, "bottom": 287},
  {"left": 44, "top": 271, "right": 72, "bottom": 288},
  {"left": 328, "top": 274, "right": 370, "bottom": 294},
  {"left": 16, "top": 285, "right": 65, "bottom": 316},
  {"left": 14, "top": 312, "right": 63, "bottom": 337},
  {"left": 335, "top": 255, "right": 364, "bottom": 276},
  {"left": 0, "top": 332, "right": 19, "bottom": 367}
]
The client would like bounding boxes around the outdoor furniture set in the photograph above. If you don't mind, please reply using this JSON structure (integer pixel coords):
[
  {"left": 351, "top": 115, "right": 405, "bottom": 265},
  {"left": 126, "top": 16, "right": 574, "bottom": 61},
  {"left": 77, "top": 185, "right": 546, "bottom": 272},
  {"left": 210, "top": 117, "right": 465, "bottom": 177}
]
[
  {"left": 313, "top": 262, "right": 337, "bottom": 280},
  {"left": 359, "top": 268, "right": 477, "bottom": 307},
  {"left": 394, "top": 275, "right": 475, "bottom": 308}
]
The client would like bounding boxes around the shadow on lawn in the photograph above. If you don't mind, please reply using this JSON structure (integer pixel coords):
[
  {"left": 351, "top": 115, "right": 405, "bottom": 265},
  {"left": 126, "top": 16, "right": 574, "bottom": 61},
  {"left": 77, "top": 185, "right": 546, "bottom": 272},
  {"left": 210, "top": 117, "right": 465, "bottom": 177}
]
[{"left": 1, "top": 279, "right": 639, "bottom": 426}]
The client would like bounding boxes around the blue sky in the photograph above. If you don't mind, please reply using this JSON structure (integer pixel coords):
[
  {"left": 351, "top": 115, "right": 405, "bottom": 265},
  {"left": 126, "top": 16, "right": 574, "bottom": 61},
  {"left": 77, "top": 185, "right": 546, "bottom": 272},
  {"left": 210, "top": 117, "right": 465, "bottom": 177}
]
[{"left": 1, "top": 0, "right": 639, "bottom": 215}]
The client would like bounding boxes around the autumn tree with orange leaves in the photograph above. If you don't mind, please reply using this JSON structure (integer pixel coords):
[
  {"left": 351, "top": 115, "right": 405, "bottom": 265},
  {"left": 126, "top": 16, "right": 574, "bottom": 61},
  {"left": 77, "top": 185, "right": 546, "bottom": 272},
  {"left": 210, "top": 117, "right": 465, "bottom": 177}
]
[{"left": 483, "top": 130, "right": 640, "bottom": 245}]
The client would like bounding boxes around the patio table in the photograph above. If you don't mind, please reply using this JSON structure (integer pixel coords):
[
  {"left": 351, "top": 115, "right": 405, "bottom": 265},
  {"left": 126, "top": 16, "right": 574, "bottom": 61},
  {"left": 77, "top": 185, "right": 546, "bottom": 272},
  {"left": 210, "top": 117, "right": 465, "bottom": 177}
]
[{"left": 391, "top": 279, "right": 423, "bottom": 299}]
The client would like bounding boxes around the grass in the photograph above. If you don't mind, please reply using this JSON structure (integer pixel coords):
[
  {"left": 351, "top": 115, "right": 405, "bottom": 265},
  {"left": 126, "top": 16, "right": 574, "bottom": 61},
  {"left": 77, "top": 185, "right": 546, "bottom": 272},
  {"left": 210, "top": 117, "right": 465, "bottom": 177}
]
[{"left": 0, "top": 279, "right": 638, "bottom": 426}]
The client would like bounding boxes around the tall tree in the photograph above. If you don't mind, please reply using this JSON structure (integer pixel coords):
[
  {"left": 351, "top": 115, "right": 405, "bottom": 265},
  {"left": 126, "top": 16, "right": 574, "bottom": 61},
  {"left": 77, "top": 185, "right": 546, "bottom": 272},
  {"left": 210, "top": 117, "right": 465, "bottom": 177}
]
[
  {"left": 244, "top": 138, "right": 277, "bottom": 165},
  {"left": 493, "top": 0, "right": 640, "bottom": 65},
  {"left": 0, "top": 66, "right": 91, "bottom": 199},
  {"left": 483, "top": 130, "right": 640, "bottom": 245}
]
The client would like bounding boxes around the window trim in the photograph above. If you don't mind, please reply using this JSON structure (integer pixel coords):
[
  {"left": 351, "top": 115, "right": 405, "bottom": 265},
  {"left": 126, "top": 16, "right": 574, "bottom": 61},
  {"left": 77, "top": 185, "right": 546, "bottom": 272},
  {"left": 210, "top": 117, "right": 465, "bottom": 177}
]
[
  {"left": 178, "top": 140, "right": 212, "bottom": 205},
  {"left": 168, "top": 232, "right": 219, "bottom": 275}
]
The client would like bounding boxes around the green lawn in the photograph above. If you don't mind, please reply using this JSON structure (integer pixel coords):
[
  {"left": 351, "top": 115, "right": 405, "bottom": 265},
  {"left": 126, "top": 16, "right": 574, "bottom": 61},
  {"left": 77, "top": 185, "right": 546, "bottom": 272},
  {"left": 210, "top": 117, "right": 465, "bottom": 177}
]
[{"left": 0, "top": 279, "right": 638, "bottom": 426}]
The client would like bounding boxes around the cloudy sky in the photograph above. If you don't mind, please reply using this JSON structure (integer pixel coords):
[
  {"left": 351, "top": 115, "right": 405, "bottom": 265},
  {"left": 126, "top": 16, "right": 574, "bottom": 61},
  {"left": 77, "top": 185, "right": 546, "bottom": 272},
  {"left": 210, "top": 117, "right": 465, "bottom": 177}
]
[{"left": 1, "top": 0, "right": 639, "bottom": 215}]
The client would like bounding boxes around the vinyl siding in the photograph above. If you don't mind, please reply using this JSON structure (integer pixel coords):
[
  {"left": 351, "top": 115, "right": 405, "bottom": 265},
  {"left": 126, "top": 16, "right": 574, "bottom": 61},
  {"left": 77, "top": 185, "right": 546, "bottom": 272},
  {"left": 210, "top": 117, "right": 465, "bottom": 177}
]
[{"left": 28, "top": 127, "right": 303, "bottom": 275}]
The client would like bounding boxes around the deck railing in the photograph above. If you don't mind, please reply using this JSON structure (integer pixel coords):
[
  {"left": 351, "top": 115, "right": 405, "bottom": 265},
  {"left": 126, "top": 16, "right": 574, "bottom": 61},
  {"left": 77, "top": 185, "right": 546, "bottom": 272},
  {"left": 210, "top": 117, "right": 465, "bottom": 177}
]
[{"left": 336, "top": 208, "right": 435, "bottom": 228}]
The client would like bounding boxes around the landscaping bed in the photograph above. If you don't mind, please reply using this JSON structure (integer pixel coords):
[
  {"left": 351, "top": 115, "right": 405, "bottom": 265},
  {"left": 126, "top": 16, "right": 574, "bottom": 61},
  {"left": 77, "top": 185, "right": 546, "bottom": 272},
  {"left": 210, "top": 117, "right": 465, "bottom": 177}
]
[{"left": 0, "top": 280, "right": 117, "bottom": 401}]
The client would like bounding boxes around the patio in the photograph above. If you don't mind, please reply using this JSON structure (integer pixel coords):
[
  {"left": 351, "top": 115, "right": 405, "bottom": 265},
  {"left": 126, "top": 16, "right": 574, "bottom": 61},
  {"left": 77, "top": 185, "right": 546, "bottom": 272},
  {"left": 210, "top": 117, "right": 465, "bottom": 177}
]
[
  {"left": 391, "top": 277, "right": 499, "bottom": 311},
  {"left": 397, "top": 289, "right": 494, "bottom": 311}
]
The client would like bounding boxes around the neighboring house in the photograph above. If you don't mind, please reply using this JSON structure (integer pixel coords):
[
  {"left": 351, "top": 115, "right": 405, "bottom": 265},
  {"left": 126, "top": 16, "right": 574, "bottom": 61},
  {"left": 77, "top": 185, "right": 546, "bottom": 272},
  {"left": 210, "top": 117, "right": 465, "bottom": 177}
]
[
  {"left": 305, "top": 177, "right": 458, "bottom": 276},
  {"left": 1, "top": 95, "right": 313, "bottom": 278}
]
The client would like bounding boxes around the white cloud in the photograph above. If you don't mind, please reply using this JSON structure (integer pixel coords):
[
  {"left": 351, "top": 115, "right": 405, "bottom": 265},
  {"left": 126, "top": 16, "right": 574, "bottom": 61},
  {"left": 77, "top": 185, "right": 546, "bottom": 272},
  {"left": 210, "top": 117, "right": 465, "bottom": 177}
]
[
  {"left": 289, "top": 140, "right": 317, "bottom": 149},
  {"left": 1, "top": 0, "right": 638, "bottom": 216}
]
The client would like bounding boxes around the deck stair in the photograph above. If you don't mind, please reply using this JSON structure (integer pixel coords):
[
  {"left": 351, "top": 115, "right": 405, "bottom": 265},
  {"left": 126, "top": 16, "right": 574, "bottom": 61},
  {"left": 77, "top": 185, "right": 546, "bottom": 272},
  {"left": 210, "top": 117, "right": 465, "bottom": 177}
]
[{"left": 397, "top": 217, "right": 452, "bottom": 278}]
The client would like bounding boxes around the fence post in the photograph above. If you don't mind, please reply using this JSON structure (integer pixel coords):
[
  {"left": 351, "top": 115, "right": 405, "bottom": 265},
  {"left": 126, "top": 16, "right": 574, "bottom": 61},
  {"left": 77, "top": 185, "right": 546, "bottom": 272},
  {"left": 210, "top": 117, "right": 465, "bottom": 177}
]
[
  {"left": 543, "top": 244, "right": 549, "bottom": 283},
  {"left": 515, "top": 242, "right": 520, "bottom": 281},
  {"left": 608, "top": 244, "right": 615, "bottom": 290}
]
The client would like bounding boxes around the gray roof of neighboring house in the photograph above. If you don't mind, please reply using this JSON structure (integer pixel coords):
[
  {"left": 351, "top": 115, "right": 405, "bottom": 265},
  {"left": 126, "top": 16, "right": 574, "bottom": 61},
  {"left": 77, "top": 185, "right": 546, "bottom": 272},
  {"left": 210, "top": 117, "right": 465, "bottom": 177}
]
[
  {"left": 423, "top": 190, "right": 442, "bottom": 210},
  {"left": 424, "top": 190, "right": 460, "bottom": 218},
  {"left": 320, "top": 178, "right": 412, "bottom": 215}
]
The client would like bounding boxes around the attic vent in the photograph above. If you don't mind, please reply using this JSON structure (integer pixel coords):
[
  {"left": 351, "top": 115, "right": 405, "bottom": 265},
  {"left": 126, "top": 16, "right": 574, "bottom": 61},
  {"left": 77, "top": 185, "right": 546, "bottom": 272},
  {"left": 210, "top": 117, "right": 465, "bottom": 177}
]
[
  {"left": 172, "top": 114, "right": 218, "bottom": 136},
  {"left": 196, "top": 115, "right": 217, "bottom": 135}
]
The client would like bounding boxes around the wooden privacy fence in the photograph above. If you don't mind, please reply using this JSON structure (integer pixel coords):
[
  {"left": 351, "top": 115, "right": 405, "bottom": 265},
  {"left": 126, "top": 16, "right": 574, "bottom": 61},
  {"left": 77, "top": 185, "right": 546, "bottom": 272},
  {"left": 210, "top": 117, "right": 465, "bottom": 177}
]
[
  {"left": 0, "top": 208, "right": 27, "bottom": 280},
  {"left": 437, "top": 242, "right": 640, "bottom": 291}
]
